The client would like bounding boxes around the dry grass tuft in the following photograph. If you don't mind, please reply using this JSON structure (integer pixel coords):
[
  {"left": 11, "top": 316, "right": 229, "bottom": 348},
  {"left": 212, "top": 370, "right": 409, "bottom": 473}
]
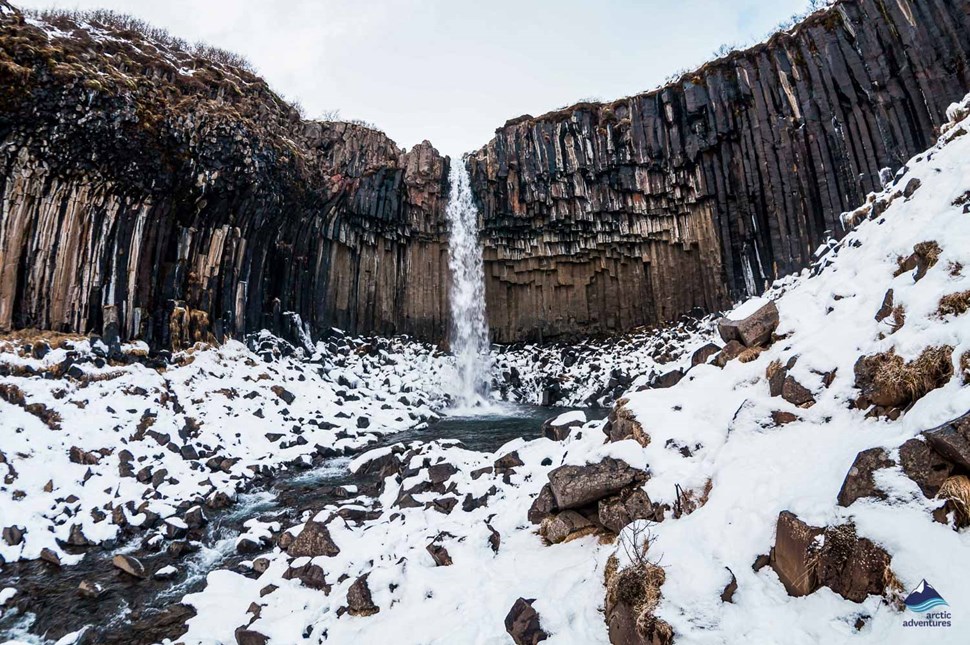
[
  {"left": 605, "top": 558, "right": 672, "bottom": 643},
  {"left": 738, "top": 347, "right": 764, "bottom": 363},
  {"left": 938, "top": 476, "right": 970, "bottom": 526},
  {"left": 855, "top": 346, "right": 954, "bottom": 408},
  {"left": 937, "top": 291, "right": 970, "bottom": 317}
]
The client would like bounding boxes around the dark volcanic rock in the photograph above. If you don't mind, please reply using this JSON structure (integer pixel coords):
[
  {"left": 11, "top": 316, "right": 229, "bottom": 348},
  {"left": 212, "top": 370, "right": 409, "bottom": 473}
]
[
  {"left": 286, "top": 521, "right": 340, "bottom": 558},
  {"left": 770, "top": 512, "right": 894, "bottom": 602},
  {"left": 899, "top": 438, "right": 954, "bottom": 497},
  {"left": 837, "top": 448, "right": 894, "bottom": 507},
  {"left": 347, "top": 573, "right": 379, "bottom": 617},
  {"left": 0, "top": 6, "right": 450, "bottom": 348},
  {"left": 718, "top": 302, "right": 779, "bottom": 348},
  {"left": 468, "top": 0, "right": 970, "bottom": 343},
  {"left": 923, "top": 411, "right": 970, "bottom": 471},
  {"left": 547, "top": 458, "right": 644, "bottom": 510},
  {"left": 504, "top": 598, "right": 548, "bottom": 645},
  {"left": 528, "top": 484, "right": 559, "bottom": 524}
]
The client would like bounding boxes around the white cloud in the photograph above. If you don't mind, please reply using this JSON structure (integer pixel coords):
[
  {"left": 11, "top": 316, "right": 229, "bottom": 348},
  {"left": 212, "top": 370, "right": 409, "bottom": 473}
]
[{"left": 17, "top": 0, "right": 814, "bottom": 155}]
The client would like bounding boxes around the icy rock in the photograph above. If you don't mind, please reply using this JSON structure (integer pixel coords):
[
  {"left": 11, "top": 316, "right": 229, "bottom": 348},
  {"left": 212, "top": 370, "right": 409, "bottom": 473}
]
[
  {"left": 769, "top": 512, "right": 894, "bottom": 602},
  {"left": 426, "top": 542, "right": 452, "bottom": 567},
  {"left": 923, "top": 411, "right": 970, "bottom": 471},
  {"left": 528, "top": 484, "right": 558, "bottom": 525},
  {"left": 547, "top": 458, "right": 645, "bottom": 510},
  {"left": 286, "top": 521, "right": 340, "bottom": 558},
  {"left": 899, "top": 438, "right": 954, "bottom": 497},
  {"left": 504, "top": 598, "right": 548, "bottom": 645},
  {"left": 837, "top": 448, "right": 894, "bottom": 506},
  {"left": 597, "top": 488, "right": 658, "bottom": 533},
  {"left": 540, "top": 510, "right": 595, "bottom": 544},
  {"left": 112, "top": 554, "right": 146, "bottom": 579},
  {"left": 234, "top": 627, "right": 269, "bottom": 645},
  {"left": 78, "top": 580, "right": 105, "bottom": 599},
  {"left": 540, "top": 411, "right": 586, "bottom": 441},
  {"left": 2, "top": 525, "right": 24, "bottom": 546},
  {"left": 347, "top": 573, "right": 379, "bottom": 617},
  {"left": 691, "top": 342, "right": 721, "bottom": 366},
  {"left": 718, "top": 301, "right": 779, "bottom": 348}
]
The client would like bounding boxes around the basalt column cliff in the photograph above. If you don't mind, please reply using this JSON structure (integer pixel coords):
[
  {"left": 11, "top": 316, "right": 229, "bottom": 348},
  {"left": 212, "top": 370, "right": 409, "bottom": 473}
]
[
  {"left": 469, "top": 0, "right": 970, "bottom": 342},
  {"left": 0, "top": 3, "right": 450, "bottom": 349}
]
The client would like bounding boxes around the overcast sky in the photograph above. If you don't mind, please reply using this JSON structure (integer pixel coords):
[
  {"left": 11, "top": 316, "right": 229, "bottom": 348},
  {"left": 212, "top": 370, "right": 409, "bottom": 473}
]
[{"left": 19, "top": 0, "right": 815, "bottom": 155}]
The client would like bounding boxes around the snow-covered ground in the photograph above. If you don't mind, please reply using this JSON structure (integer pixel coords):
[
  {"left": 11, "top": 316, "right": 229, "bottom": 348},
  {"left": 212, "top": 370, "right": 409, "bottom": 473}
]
[
  {"left": 0, "top": 332, "right": 451, "bottom": 567},
  {"left": 4, "top": 94, "right": 970, "bottom": 645},
  {"left": 173, "top": 94, "right": 970, "bottom": 644}
]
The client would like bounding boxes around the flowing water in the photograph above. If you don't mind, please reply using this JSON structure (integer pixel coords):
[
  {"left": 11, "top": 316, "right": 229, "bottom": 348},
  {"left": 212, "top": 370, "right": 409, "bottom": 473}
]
[
  {"left": 445, "top": 161, "right": 491, "bottom": 408},
  {"left": 0, "top": 404, "right": 592, "bottom": 644}
]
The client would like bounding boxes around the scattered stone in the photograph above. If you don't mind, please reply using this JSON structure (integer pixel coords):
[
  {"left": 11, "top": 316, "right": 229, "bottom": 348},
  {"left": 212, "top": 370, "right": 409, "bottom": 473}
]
[
  {"left": 427, "top": 462, "right": 457, "bottom": 484},
  {"left": 40, "top": 548, "right": 61, "bottom": 566},
  {"left": 487, "top": 523, "right": 501, "bottom": 553},
  {"left": 3, "top": 525, "right": 24, "bottom": 546},
  {"left": 540, "top": 510, "right": 596, "bottom": 544},
  {"left": 234, "top": 627, "right": 269, "bottom": 645},
  {"left": 721, "top": 569, "right": 738, "bottom": 602},
  {"left": 769, "top": 512, "right": 895, "bottom": 602},
  {"left": 112, "top": 554, "right": 146, "bottom": 578},
  {"left": 504, "top": 598, "right": 548, "bottom": 645},
  {"left": 540, "top": 411, "right": 585, "bottom": 441},
  {"left": 528, "top": 484, "right": 558, "bottom": 524},
  {"left": 837, "top": 448, "right": 894, "bottom": 507},
  {"left": 714, "top": 340, "right": 746, "bottom": 367},
  {"left": 691, "top": 342, "right": 721, "bottom": 367},
  {"left": 155, "top": 565, "right": 178, "bottom": 580},
  {"left": 770, "top": 410, "right": 799, "bottom": 426},
  {"left": 283, "top": 561, "right": 329, "bottom": 591},
  {"left": 899, "top": 438, "right": 954, "bottom": 497},
  {"left": 78, "top": 580, "right": 105, "bottom": 599},
  {"left": 270, "top": 385, "right": 296, "bottom": 405},
  {"left": 347, "top": 573, "right": 379, "bottom": 617},
  {"left": 650, "top": 369, "right": 684, "bottom": 389},
  {"left": 547, "top": 458, "right": 644, "bottom": 510},
  {"left": 286, "top": 521, "right": 340, "bottom": 558},
  {"left": 597, "top": 488, "right": 658, "bottom": 534},
  {"left": 718, "top": 301, "right": 779, "bottom": 348},
  {"left": 426, "top": 542, "right": 453, "bottom": 567},
  {"left": 923, "top": 411, "right": 970, "bottom": 470},
  {"left": 770, "top": 511, "right": 823, "bottom": 596}
]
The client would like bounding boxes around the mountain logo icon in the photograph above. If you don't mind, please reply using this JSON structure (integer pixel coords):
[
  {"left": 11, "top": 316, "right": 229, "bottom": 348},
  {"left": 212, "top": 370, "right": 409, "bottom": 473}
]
[{"left": 904, "top": 580, "right": 949, "bottom": 613}]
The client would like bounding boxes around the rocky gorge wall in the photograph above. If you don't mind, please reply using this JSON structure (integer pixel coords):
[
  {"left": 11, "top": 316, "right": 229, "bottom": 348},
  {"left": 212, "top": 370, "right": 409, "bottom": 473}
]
[
  {"left": 4, "top": 0, "right": 970, "bottom": 349},
  {"left": 468, "top": 0, "right": 970, "bottom": 342},
  {"left": 0, "top": 3, "right": 450, "bottom": 349}
]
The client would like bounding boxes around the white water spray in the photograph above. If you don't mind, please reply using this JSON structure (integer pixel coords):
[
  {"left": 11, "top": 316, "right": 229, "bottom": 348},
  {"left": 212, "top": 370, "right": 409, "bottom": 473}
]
[{"left": 445, "top": 160, "right": 491, "bottom": 408}]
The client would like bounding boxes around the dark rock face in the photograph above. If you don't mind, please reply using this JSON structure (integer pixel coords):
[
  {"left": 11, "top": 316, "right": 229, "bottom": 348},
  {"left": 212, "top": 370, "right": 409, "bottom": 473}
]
[
  {"left": 468, "top": 0, "right": 970, "bottom": 342},
  {"left": 770, "top": 511, "right": 894, "bottom": 602},
  {"left": 0, "top": 6, "right": 449, "bottom": 349}
]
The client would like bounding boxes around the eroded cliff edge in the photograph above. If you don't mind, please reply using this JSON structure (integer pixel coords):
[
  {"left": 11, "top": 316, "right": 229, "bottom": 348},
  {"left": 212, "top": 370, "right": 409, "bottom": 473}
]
[
  {"left": 469, "top": 0, "right": 970, "bottom": 342},
  {"left": 0, "top": 3, "right": 450, "bottom": 348}
]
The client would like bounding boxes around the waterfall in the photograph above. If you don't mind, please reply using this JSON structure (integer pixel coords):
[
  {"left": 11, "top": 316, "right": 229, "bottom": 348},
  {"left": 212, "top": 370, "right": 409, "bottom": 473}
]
[{"left": 445, "top": 160, "right": 491, "bottom": 408}]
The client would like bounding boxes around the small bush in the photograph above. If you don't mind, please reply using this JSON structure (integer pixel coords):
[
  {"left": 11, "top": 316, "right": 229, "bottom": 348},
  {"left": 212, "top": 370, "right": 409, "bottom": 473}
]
[{"left": 854, "top": 346, "right": 954, "bottom": 408}]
